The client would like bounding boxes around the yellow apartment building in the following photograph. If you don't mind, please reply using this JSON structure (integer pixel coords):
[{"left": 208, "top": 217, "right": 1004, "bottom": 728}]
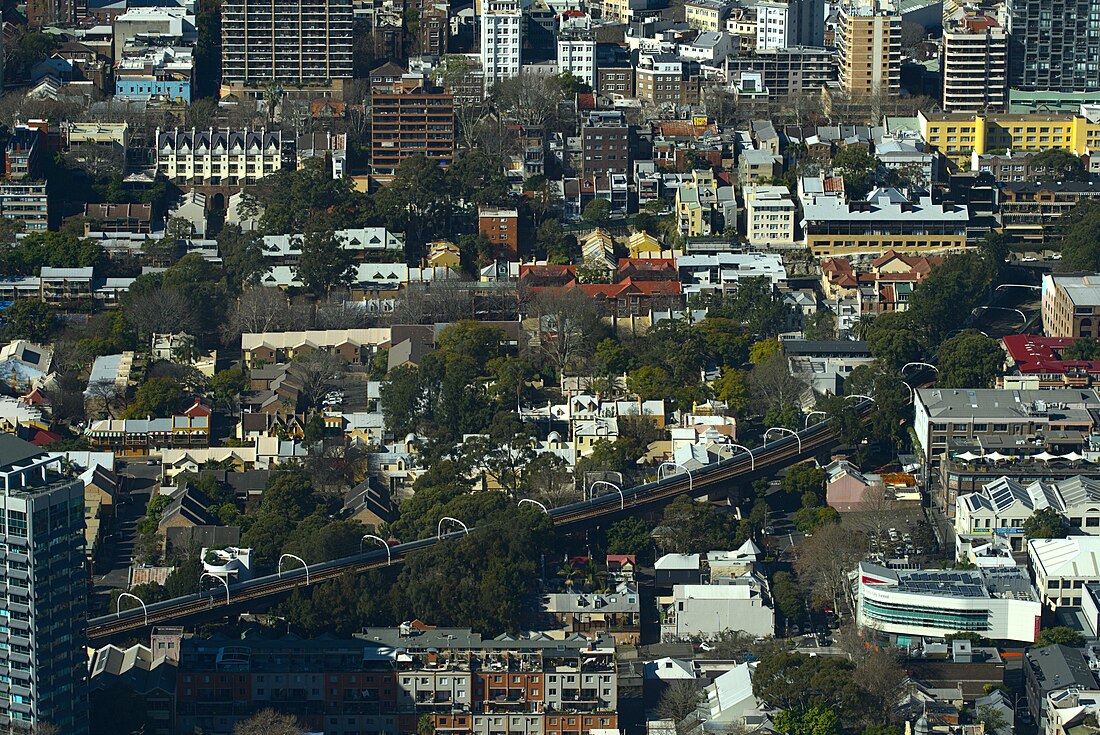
[{"left": 918, "top": 111, "right": 1100, "bottom": 168}]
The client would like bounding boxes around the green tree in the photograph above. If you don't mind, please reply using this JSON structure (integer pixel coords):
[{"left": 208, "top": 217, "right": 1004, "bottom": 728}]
[
  {"left": 392, "top": 504, "right": 554, "bottom": 634},
  {"left": 862, "top": 312, "right": 924, "bottom": 370},
  {"left": 380, "top": 365, "right": 424, "bottom": 438},
  {"left": 696, "top": 317, "right": 751, "bottom": 366},
  {"left": 1064, "top": 338, "right": 1100, "bottom": 361},
  {"left": 831, "top": 146, "right": 879, "bottom": 199},
  {"left": 712, "top": 368, "right": 749, "bottom": 415},
  {"left": 1060, "top": 199, "right": 1100, "bottom": 271},
  {"left": 583, "top": 198, "right": 613, "bottom": 228},
  {"left": 773, "top": 705, "right": 842, "bottom": 735},
  {"left": 907, "top": 252, "right": 996, "bottom": 347},
  {"left": 296, "top": 229, "right": 355, "bottom": 297},
  {"left": 1036, "top": 625, "right": 1084, "bottom": 647},
  {"left": 802, "top": 311, "right": 836, "bottom": 341},
  {"left": 210, "top": 367, "right": 249, "bottom": 411},
  {"left": 936, "top": 330, "right": 1004, "bottom": 388},
  {"left": 975, "top": 704, "right": 1009, "bottom": 734},
  {"left": 711, "top": 278, "right": 788, "bottom": 340},
  {"left": 1033, "top": 148, "right": 1088, "bottom": 181},
  {"left": 978, "top": 231, "right": 1009, "bottom": 270},
  {"left": 447, "top": 150, "right": 511, "bottom": 207},
  {"left": 123, "top": 377, "right": 185, "bottom": 419},
  {"left": 607, "top": 517, "right": 652, "bottom": 556},
  {"left": 627, "top": 365, "right": 676, "bottom": 400},
  {"left": 374, "top": 154, "right": 452, "bottom": 251},
  {"left": 252, "top": 158, "right": 367, "bottom": 234},
  {"left": 782, "top": 462, "right": 826, "bottom": 498},
  {"left": 240, "top": 469, "right": 320, "bottom": 565},
  {"left": 793, "top": 505, "right": 839, "bottom": 534},
  {"left": 593, "top": 338, "right": 632, "bottom": 376},
  {"left": 164, "top": 558, "right": 201, "bottom": 597},
  {"left": 1025, "top": 507, "right": 1068, "bottom": 539},
  {"left": 752, "top": 651, "right": 861, "bottom": 716},
  {"left": 658, "top": 494, "right": 737, "bottom": 554},
  {"left": 1, "top": 300, "right": 55, "bottom": 342},
  {"left": 750, "top": 338, "right": 782, "bottom": 364},
  {"left": 219, "top": 224, "right": 266, "bottom": 290},
  {"left": 773, "top": 571, "right": 805, "bottom": 622}
]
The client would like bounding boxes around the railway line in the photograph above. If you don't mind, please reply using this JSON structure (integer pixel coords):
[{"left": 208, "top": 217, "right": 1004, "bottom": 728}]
[{"left": 88, "top": 400, "right": 875, "bottom": 641}]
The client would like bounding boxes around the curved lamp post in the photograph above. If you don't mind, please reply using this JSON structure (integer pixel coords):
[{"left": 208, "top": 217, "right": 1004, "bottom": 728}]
[
  {"left": 199, "top": 572, "right": 230, "bottom": 606},
  {"left": 278, "top": 553, "right": 310, "bottom": 585},
  {"left": 115, "top": 592, "right": 148, "bottom": 626},
  {"left": 763, "top": 427, "right": 801, "bottom": 454},
  {"left": 716, "top": 443, "right": 755, "bottom": 471},
  {"left": 900, "top": 380, "right": 915, "bottom": 403},
  {"left": 658, "top": 461, "right": 693, "bottom": 495},
  {"left": 588, "top": 480, "right": 624, "bottom": 509},
  {"left": 361, "top": 534, "right": 391, "bottom": 564},
  {"left": 804, "top": 410, "right": 826, "bottom": 428},
  {"left": 437, "top": 516, "right": 470, "bottom": 539},
  {"left": 518, "top": 498, "right": 549, "bottom": 513},
  {"left": 846, "top": 394, "right": 875, "bottom": 404},
  {"left": 901, "top": 362, "right": 938, "bottom": 375},
  {"left": 972, "top": 305, "right": 1027, "bottom": 325}
]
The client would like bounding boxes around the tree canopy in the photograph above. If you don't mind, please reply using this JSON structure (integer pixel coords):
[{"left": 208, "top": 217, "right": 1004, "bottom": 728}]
[{"left": 1024, "top": 507, "right": 1068, "bottom": 539}]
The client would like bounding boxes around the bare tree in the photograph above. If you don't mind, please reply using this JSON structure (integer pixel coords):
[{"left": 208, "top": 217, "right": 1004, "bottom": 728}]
[
  {"left": 529, "top": 288, "right": 601, "bottom": 379},
  {"left": 792, "top": 522, "right": 868, "bottom": 618},
  {"left": 656, "top": 680, "right": 703, "bottom": 734},
  {"left": 222, "top": 287, "right": 294, "bottom": 342},
  {"left": 900, "top": 20, "right": 926, "bottom": 50},
  {"left": 234, "top": 709, "right": 303, "bottom": 735},
  {"left": 304, "top": 442, "right": 367, "bottom": 496},
  {"left": 312, "top": 300, "right": 374, "bottom": 330},
  {"left": 845, "top": 484, "right": 901, "bottom": 544},
  {"left": 63, "top": 143, "right": 124, "bottom": 181},
  {"left": 85, "top": 379, "right": 127, "bottom": 419},
  {"left": 491, "top": 73, "right": 566, "bottom": 130},
  {"left": 850, "top": 645, "right": 908, "bottom": 726},
  {"left": 390, "top": 281, "right": 475, "bottom": 325},
  {"left": 747, "top": 352, "right": 806, "bottom": 414},
  {"left": 125, "top": 288, "right": 199, "bottom": 342},
  {"left": 289, "top": 350, "right": 345, "bottom": 413},
  {"left": 520, "top": 453, "right": 578, "bottom": 508}
]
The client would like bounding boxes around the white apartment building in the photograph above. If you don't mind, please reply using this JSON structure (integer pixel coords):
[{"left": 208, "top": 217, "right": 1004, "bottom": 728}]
[
  {"left": 0, "top": 181, "right": 48, "bottom": 232},
  {"left": 113, "top": 6, "right": 196, "bottom": 60},
  {"left": 558, "top": 29, "right": 596, "bottom": 88},
  {"left": 661, "top": 578, "right": 775, "bottom": 640},
  {"left": 956, "top": 475, "right": 1100, "bottom": 552},
  {"left": 854, "top": 561, "right": 1041, "bottom": 643},
  {"left": 755, "top": 1, "right": 789, "bottom": 50},
  {"left": 941, "top": 14, "right": 1007, "bottom": 114},
  {"left": 155, "top": 128, "right": 283, "bottom": 186},
  {"left": 481, "top": 0, "right": 523, "bottom": 91},
  {"left": 1029, "top": 537, "right": 1100, "bottom": 608},
  {"left": 676, "top": 251, "right": 787, "bottom": 298},
  {"left": 744, "top": 184, "right": 796, "bottom": 247}
]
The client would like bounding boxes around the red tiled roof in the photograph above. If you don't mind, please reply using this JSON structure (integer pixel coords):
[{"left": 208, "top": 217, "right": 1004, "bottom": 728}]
[
  {"left": 1003, "top": 334, "right": 1100, "bottom": 374},
  {"left": 577, "top": 94, "right": 596, "bottom": 110},
  {"left": 30, "top": 429, "right": 60, "bottom": 445}
]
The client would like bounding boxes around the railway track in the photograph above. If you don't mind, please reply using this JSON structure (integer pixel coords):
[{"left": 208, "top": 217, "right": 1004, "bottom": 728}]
[{"left": 88, "top": 400, "right": 874, "bottom": 640}]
